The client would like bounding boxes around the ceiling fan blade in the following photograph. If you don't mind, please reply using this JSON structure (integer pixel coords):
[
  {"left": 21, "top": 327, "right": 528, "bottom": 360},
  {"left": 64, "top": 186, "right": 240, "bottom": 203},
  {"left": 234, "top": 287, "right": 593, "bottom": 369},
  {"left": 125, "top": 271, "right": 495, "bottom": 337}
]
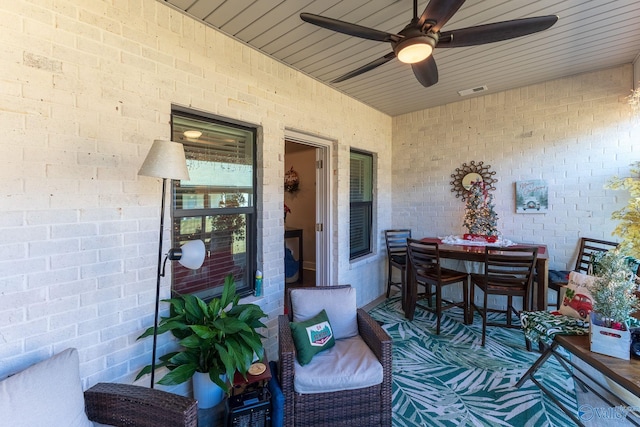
[
  {"left": 418, "top": 0, "right": 466, "bottom": 32},
  {"left": 437, "top": 15, "right": 558, "bottom": 48},
  {"left": 300, "top": 13, "right": 400, "bottom": 43},
  {"left": 411, "top": 56, "right": 439, "bottom": 87},
  {"left": 331, "top": 52, "right": 396, "bottom": 83}
]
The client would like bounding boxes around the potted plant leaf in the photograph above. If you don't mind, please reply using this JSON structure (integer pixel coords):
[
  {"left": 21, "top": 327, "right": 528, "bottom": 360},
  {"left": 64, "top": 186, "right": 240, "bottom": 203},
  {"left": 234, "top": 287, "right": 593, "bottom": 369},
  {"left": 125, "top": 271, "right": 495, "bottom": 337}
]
[{"left": 136, "top": 274, "right": 267, "bottom": 407}]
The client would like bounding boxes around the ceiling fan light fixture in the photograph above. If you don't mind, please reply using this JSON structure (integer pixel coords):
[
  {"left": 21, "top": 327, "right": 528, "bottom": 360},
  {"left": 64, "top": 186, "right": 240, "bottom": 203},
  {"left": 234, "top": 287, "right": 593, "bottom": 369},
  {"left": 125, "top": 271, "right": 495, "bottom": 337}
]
[{"left": 395, "top": 36, "right": 436, "bottom": 64}]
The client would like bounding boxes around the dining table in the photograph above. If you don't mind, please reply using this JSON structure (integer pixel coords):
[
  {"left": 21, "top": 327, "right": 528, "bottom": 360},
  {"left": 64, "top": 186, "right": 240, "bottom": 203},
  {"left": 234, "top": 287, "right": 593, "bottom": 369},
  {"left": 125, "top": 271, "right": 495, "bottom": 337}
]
[{"left": 403, "top": 237, "right": 549, "bottom": 320}]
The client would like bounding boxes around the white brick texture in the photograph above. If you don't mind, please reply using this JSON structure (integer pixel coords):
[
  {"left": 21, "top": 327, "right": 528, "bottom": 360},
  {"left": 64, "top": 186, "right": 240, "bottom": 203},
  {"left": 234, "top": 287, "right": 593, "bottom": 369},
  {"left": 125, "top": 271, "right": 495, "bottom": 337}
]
[
  {"left": 392, "top": 65, "right": 637, "bottom": 268},
  {"left": 0, "top": 0, "right": 392, "bottom": 392},
  {"left": 1, "top": 0, "right": 637, "bottom": 394},
  {"left": 392, "top": 65, "right": 639, "bottom": 308}
]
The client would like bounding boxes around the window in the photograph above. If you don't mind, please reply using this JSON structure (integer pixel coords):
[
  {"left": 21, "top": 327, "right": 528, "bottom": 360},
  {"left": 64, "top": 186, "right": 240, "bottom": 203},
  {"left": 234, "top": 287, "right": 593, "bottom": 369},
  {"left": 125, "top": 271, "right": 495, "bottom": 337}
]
[
  {"left": 350, "top": 150, "right": 373, "bottom": 259},
  {"left": 170, "top": 108, "right": 256, "bottom": 299}
]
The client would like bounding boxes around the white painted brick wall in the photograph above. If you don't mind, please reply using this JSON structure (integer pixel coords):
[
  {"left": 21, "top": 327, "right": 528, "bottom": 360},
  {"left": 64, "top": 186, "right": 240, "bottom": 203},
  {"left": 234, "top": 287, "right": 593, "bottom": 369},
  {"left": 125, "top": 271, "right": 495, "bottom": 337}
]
[
  {"left": 0, "top": 0, "right": 392, "bottom": 393},
  {"left": 3, "top": 0, "right": 635, "bottom": 394},
  {"left": 392, "top": 64, "right": 639, "bottom": 308}
]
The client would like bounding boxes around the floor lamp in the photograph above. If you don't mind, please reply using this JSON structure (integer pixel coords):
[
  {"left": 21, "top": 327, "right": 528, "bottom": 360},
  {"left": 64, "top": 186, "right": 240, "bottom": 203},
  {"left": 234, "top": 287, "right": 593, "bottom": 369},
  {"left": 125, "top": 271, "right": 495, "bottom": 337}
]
[{"left": 138, "top": 139, "right": 192, "bottom": 388}]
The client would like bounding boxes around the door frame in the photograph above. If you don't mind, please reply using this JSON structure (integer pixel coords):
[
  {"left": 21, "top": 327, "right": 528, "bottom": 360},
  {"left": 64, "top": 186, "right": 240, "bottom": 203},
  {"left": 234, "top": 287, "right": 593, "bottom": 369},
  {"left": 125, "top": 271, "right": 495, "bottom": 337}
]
[{"left": 284, "top": 129, "right": 332, "bottom": 286}]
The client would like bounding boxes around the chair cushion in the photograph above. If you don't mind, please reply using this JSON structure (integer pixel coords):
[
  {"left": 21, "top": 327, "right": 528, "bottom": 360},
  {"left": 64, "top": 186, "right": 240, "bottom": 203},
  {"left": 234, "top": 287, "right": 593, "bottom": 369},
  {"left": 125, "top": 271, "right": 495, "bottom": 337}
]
[
  {"left": 290, "top": 309, "right": 335, "bottom": 365},
  {"left": 293, "top": 335, "right": 384, "bottom": 394},
  {"left": 520, "top": 310, "right": 589, "bottom": 346},
  {"left": 0, "top": 348, "right": 93, "bottom": 427},
  {"left": 548, "top": 269, "right": 570, "bottom": 286},
  {"left": 390, "top": 254, "right": 406, "bottom": 265},
  {"left": 290, "top": 287, "right": 358, "bottom": 340},
  {"left": 559, "top": 271, "right": 596, "bottom": 321}
]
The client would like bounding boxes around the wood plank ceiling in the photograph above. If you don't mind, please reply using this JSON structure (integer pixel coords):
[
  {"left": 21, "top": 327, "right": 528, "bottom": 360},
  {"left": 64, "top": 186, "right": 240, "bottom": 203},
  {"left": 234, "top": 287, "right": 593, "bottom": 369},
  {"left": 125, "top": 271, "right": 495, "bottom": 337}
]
[{"left": 161, "top": 0, "right": 640, "bottom": 117}]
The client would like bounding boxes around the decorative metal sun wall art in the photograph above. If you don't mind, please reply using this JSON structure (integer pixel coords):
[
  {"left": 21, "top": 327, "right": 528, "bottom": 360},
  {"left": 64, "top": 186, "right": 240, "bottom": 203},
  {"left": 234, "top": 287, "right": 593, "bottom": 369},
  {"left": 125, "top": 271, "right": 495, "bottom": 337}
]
[{"left": 450, "top": 161, "right": 498, "bottom": 200}]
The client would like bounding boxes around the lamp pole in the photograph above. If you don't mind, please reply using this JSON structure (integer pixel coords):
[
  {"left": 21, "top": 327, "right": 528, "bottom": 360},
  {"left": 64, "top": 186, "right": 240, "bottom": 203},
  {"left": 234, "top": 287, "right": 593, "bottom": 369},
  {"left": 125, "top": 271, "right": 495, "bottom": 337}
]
[
  {"left": 138, "top": 139, "right": 190, "bottom": 389},
  {"left": 150, "top": 178, "right": 168, "bottom": 389}
]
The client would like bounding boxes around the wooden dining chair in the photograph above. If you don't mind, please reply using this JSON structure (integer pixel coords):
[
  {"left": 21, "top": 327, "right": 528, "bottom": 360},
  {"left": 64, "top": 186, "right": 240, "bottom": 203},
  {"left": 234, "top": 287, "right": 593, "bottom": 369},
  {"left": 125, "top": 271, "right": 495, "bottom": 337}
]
[
  {"left": 548, "top": 238, "right": 618, "bottom": 309},
  {"left": 470, "top": 246, "right": 538, "bottom": 346},
  {"left": 384, "top": 229, "right": 411, "bottom": 301},
  {"left": 405, "top": 239, "right": 469, "bottom": 334}
]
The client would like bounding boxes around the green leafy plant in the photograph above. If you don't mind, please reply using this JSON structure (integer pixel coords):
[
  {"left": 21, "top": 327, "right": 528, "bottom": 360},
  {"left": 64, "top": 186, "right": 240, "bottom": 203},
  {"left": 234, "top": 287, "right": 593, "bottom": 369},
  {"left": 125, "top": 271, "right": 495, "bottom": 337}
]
[
  {"left": 606, "top": 161, "right": 640, "bottom": 259},
  {"left": 590, "top": 248, "right": 640, "bottom": 325},
  {"left": 136, "top": 274, "right": 267, "bottom": 392}
]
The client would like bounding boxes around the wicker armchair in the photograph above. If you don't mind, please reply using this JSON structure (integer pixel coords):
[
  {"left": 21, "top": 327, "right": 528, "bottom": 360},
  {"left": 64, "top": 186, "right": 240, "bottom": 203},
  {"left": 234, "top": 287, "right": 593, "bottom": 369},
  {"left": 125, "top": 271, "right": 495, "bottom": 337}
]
[
  {"left": 85, "top": 382, "right": 198, "bottom": 427},
  {"left": 278, "top": 286, "right": 392, "bottom": 427}
]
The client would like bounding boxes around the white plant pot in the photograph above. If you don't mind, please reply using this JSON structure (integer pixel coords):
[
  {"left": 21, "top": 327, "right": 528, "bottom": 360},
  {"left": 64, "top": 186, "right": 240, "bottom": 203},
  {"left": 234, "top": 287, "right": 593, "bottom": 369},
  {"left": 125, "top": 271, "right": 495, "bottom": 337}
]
[{"left": 192, "top": 372, "right": 226, "bottom": 409}]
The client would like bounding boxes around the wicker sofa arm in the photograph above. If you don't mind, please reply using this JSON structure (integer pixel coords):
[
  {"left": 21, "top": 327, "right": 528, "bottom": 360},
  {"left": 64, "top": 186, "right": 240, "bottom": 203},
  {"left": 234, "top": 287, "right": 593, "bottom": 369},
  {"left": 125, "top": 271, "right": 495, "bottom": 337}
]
[
  {"left": 357, "top": 308, "right": 392, "bottom": 362},
  {"left": 84, "top": 382, "right": 198, "bottom": 427},
  {"left": 357, "top": 308, "right": 393, "bottom": 426}
]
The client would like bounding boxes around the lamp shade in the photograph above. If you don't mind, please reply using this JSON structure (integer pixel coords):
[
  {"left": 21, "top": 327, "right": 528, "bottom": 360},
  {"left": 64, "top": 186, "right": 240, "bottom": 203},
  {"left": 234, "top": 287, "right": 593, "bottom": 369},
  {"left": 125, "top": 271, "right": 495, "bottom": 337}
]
[
  {"left": 138, "top": 139, "right": 190, "bottom": 181},
  {"left": 176, "top": 240, "right": 206, "bottom": 270}
]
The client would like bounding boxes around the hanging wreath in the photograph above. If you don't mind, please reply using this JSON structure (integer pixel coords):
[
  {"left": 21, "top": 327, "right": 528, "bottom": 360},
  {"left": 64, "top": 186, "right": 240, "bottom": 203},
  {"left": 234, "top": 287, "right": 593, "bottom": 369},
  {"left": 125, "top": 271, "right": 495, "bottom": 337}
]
[{"left": 284, "top": 166, "right": 300, "bottom": 193}]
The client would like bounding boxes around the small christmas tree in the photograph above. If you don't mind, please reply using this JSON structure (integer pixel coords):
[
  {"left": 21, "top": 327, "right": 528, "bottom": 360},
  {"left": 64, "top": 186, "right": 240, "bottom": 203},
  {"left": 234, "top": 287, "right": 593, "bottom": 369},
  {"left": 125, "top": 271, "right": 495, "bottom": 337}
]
[{"left": 463, "top": 180, "right": 499, "bottom": 236}]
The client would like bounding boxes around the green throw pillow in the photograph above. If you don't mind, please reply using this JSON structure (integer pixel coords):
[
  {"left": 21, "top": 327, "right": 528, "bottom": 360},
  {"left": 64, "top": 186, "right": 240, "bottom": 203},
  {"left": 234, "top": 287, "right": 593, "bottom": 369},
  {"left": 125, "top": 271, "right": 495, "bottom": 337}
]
[{"left": 290, "top": 309, "right": 335, "bottom": 366}]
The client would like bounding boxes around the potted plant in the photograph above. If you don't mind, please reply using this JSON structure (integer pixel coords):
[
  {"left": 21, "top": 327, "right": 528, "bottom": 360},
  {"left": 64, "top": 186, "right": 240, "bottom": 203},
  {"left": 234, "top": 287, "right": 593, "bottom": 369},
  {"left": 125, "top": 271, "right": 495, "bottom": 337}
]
[
  {"left": 136, "top": 274, "right": 267, "bottom": 407},
  {"left": 588, "top": 248, "right": 640, "bottom": 359},
  {"left": 591, "top": 248, "right": 640, "bottom": 326}
]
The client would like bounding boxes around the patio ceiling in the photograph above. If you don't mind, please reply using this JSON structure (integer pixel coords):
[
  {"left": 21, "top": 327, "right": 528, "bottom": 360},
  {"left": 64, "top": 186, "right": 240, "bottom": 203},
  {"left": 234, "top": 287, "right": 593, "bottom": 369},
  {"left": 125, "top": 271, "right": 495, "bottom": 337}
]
[{"left": 161, "top": 0, "right": 640, "bottom": 117}]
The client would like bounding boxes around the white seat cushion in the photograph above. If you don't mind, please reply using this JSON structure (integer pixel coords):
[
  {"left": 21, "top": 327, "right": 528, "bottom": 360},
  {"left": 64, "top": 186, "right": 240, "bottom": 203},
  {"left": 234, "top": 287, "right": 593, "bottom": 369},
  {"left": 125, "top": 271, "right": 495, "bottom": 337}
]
[
  {"left": 291, "top": 287, "right": 358, "bottom": 340},
  {"left": 293, "top": 335, "right": 383, "bottom": 394},
  {"left": 0, "top": 348, "right": 93, "bottom": 427}
]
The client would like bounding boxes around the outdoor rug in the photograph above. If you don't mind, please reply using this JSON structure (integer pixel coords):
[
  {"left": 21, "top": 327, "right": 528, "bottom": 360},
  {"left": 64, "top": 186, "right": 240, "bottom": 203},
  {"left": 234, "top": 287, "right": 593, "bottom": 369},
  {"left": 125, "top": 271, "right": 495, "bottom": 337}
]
[{"left": 368, "top": 297, "right": 578, "bottom": 426}]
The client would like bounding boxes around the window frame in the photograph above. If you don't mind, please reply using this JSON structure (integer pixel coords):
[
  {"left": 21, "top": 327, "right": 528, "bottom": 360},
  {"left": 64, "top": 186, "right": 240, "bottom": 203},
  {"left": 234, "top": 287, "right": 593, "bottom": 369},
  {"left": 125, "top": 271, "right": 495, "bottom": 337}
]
[
  {"left": 170, "top": 107, "right": 257, "bottom": 300},
  {"left": 349, "top": 149, "right": 374, "bottom": 260}
]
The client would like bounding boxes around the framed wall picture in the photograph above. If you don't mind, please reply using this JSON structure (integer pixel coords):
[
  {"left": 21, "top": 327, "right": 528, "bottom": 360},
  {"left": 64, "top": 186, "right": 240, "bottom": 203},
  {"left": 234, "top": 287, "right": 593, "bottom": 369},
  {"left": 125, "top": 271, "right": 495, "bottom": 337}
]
[{"left": 515, "top": 180, "right": 548, "bottom": 213}]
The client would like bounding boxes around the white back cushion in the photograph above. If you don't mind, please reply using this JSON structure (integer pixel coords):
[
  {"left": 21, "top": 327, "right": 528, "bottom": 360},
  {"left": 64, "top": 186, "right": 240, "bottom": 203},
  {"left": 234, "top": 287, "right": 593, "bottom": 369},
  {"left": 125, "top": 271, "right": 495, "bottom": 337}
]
[
  {"left": 0, "top": 348, "right": 93, "bottom": 427},
  {"left": 290, "top": 286, "right": 358, "bottom": 340}
]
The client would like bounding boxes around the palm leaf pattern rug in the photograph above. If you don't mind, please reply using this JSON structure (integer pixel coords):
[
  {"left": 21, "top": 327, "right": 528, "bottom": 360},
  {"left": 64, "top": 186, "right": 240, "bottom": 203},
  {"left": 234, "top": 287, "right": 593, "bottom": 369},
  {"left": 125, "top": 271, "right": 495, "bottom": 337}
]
[{"left": 368, "top": 297, "right": 577, "bottom": 426}]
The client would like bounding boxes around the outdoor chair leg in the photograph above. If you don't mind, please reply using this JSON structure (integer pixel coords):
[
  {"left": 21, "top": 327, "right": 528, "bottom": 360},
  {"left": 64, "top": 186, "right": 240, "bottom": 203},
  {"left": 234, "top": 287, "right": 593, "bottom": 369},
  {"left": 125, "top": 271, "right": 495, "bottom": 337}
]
[{"left": 481, "top": 292, "right": 488, "bottom": 346}]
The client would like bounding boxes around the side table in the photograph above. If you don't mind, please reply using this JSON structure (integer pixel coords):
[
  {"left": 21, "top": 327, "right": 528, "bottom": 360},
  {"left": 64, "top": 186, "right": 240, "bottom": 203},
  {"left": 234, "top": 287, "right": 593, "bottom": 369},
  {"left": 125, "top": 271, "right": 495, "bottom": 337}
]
[
  {"left": 516, "top": 335, "right": 640, "bottom": 426},
  {"left": 198, "top": 361, "right": 273, "bottom": 427},
  {"left": 231, "top": 359, "right": 272, "bottom": 395},
  {"left": 226, "top": 360, "right": 273, "bottom": 427}
]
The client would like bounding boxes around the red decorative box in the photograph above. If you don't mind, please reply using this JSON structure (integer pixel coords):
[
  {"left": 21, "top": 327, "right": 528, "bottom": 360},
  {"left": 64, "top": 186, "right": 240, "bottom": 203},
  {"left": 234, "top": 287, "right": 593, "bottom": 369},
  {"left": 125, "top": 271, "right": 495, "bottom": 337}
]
[{"left": 463, "top": 234, "right": 498, "bottom": 243}]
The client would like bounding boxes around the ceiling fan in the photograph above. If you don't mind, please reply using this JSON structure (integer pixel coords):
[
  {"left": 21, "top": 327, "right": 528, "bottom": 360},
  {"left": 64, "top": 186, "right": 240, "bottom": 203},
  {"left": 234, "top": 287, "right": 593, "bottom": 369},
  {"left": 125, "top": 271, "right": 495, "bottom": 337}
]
[{"left": 300, "top": 0, "right": 558, "bottom": 87}]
